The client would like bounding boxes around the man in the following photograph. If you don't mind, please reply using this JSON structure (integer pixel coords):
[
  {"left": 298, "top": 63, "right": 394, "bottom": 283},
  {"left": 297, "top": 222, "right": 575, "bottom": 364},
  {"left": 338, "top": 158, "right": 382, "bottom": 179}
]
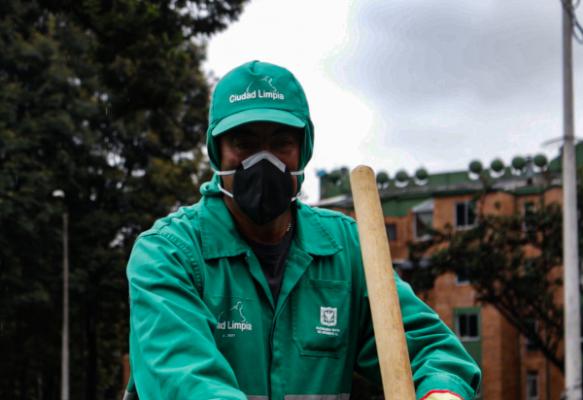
[{"left": 125, "top": 60, "right": 481, "bottom": 400}]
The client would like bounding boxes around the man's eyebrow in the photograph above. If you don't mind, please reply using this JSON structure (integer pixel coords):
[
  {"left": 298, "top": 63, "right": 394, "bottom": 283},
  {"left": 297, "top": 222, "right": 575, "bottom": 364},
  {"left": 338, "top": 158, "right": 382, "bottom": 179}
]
[
  {"left": 227, "top": 128, "right": 259, "bottom": 140},
  {"left": 272, "top": 127, "right": 302, "bottom": 137}
]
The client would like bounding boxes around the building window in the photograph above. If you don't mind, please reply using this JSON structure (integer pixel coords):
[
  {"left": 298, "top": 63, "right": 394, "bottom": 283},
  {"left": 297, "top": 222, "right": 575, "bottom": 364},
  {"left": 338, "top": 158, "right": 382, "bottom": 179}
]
[
  {"left": 386, "top": 223, "right": 397, "bottom": 241},
  {"left": 456, "top": 266, "right": 470, "bottom": 285},
  {"left": 414, "top": 211, "right": 433, "bottom": 239},
  {"left": 526, "top": 371, "right": 539, "bottom": 400},
  {"left": 525, "top": 319, "right": 538, "bottom": 351},
  {"left": 412, "top": 199, "right": 434, "bottom": 240},
  {"left": 455, "top": 312, "right": 479, "bottom": 340},
  {"left": 523, "top": 201, "right": 536, "bottom": 235},
  {"left": 454, "top": 308, "right": 482, "bottom": 373},
  {"left": 455, "top": 201, "right": 476, "bottom": 228}
]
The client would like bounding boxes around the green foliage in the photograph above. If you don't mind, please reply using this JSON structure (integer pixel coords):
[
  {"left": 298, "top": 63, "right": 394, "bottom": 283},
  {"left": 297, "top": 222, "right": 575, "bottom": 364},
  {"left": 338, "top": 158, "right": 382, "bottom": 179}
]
[
  {"left": 375, "top": 170, "right": 389, "bottom": 187},
  {"left": 414, "top": 167, "right": 428, "bottom": 181},
  {"left": 512, "top": 155, "right": 526, "bottom": 171},
  {"left": 320, "top": 167, "right": 351, "bottom": 199},
  {"left": 490, "top": 158, "right": 504, "bottom": 173},
  {"left": 0, "top": 0, "right": 248, "bottom": 398},
  {"left": 534, "top": 153, "right": 548, "bottom": 168},
  {"left": 395, "top": 169, "right": 408, "bottom": 182},
  {"left": 409, "top": 196, "right": 566, "bottom": 372},
  {"left": 468, "top": 160, "right": 482, "bottom": 174}
]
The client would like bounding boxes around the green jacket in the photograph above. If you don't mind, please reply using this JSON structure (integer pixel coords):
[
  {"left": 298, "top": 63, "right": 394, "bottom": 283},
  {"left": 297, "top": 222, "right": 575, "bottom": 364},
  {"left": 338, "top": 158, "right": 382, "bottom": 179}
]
[{"left": 126, "top": 184, "right": 481, "bottom": 400}]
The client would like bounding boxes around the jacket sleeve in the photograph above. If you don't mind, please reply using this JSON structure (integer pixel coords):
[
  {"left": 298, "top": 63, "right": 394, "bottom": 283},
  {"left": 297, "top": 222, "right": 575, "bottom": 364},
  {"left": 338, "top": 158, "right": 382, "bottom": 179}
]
[
  {"left": 127, "top": 231, "right": 246, "bottom": 400},
  {"left": 354, "top": 274, "right": 481, "bottom": 400}
]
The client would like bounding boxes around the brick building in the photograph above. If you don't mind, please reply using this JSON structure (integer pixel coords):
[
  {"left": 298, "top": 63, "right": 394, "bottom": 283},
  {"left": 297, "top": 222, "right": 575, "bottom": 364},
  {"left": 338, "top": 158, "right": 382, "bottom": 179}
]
[{"left": 314, "top": 148, "right": 582, "bottom": 399}]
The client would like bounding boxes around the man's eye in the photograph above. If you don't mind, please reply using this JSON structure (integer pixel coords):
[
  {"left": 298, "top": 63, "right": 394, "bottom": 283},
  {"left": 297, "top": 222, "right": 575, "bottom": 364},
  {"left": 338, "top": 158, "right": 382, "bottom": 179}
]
[
  {"left": 272, "top": 140, "right": 288, "bottom": 148},
  {"left": 272, "top": 137, "right": 296, "bottom": 148}
]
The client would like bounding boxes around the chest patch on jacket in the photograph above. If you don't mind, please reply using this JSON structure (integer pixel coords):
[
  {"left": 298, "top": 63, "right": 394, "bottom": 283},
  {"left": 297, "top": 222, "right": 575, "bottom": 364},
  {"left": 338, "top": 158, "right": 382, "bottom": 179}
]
[
  {"left": 216, "top": 301, "right": 254, "bottom": 336},
  {"left": 317, "top": 306, "right": 340, "bottom": 336}
]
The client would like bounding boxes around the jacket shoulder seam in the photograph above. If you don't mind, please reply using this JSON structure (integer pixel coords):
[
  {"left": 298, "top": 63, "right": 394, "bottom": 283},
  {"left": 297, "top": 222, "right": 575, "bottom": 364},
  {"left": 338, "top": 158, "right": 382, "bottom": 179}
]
[
  {"left": 305, "top": 205, "right": 356, "bottom": 224},
  {"left": 138, "top": 229, "right": 204, "bottom": 296}
]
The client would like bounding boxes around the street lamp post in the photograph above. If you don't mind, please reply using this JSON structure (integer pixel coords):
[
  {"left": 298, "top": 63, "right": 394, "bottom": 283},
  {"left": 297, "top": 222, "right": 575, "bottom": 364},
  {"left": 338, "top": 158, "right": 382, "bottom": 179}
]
[
  {"left": 53, "top": 190, "right": 69, "bottom": 400},
  {"left": 61, "top": 211, "right": 69, "bottom": 400}
]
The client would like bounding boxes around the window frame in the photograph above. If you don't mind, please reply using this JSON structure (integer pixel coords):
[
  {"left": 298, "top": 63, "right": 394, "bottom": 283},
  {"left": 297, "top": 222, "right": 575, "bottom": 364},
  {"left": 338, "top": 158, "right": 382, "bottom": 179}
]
[
  {"left": 455, "top": 308, "right": 480, "bottom": 342},
  {"left": 526, "top": 370, "right": 539, "bottom": 400},
  {"left": 455, "top": 200, "right": 476, "bottom": 229},
  {"left": 524, "top": 319, "right": 538, "bottom": 352},
  {"left": 455, "top": 266, "right": 470, "bottom": 285},
  {"left": 385, "top": 223, "right": 397, "bottom": 241},
  {"left": 414, "top": 210, "right": 433, "bottom": 240}
]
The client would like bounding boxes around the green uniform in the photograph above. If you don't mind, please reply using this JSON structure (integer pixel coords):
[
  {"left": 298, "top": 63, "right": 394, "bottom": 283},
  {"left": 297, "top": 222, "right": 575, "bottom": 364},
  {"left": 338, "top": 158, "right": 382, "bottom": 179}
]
[{"left": 126, "top": 179, "right": 481, "bottom": 400}]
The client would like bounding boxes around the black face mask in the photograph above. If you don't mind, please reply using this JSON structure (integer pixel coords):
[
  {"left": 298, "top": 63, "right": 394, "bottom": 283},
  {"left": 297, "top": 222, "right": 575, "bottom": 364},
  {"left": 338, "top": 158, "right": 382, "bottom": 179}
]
[{"left": 216, "top": 151, "right": 303, "bottom": 225}]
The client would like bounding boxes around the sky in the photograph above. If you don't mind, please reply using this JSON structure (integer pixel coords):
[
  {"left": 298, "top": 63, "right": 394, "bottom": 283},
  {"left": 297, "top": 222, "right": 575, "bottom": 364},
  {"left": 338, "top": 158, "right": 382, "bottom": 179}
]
[{"left": 203, "top": 0, "right": 583, "bottom": 202}]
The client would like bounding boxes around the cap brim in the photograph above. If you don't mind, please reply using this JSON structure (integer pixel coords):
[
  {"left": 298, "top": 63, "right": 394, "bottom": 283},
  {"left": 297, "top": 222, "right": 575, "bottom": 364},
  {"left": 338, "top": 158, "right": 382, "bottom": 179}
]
[{"left": 211, "top": 108, "right": 305, "bottom": 137}]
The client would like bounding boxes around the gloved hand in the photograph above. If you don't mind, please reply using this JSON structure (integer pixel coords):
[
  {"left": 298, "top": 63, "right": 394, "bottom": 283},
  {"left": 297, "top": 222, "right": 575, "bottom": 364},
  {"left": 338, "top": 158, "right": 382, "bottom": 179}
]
[{"left": 421, "top": 390, "right": 463, "bottom": 400}]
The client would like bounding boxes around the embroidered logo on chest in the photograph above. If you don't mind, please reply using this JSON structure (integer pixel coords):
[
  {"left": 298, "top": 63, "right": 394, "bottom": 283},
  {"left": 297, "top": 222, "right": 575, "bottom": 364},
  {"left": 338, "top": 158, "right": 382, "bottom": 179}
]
[
  {"left": 320, "top": 307, "right": 337, "bottom": 326},
  {"left": 216, "top": 301, "right": 253, "bottom": 337},
  {"left": 316, "top": 306, "right": 340, "bottom": 337}
]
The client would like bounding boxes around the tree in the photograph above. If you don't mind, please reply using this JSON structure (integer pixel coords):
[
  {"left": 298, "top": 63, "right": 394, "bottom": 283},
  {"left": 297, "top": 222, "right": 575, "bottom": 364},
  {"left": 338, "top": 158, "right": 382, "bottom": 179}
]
[
  {"left": 409, "top": 192, "right": 566, "bottom": 372},
  {"left": 0, "top": 0, "right": 248, "bottom": 398}
]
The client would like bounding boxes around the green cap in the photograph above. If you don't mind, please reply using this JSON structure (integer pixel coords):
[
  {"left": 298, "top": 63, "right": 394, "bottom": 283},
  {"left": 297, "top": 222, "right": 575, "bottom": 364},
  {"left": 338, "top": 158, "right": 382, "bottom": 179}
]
[{"left": 206, "top": 60, "right": 314, "bottom": 173}]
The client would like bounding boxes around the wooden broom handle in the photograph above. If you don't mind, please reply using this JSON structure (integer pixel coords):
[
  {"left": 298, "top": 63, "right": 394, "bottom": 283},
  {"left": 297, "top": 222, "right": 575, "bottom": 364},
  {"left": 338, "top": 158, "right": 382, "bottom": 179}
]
[{"left": 350, "top": 165, "right": 415, "bottom": 399}]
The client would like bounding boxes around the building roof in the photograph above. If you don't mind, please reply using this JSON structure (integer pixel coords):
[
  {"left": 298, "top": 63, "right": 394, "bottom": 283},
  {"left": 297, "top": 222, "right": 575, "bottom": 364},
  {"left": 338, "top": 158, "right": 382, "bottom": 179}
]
[{"left": 314, "top": 143, "right": 582, "bottom": 214}]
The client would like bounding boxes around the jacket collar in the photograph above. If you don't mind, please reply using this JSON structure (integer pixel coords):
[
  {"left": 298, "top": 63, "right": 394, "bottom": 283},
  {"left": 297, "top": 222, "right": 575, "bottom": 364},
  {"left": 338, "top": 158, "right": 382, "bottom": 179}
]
[
  {"left": 199, "top": 192, "right": 342, "bottom": 261},
  {"left": 293, "top": 201, "right": 343, "bottom": 256}
]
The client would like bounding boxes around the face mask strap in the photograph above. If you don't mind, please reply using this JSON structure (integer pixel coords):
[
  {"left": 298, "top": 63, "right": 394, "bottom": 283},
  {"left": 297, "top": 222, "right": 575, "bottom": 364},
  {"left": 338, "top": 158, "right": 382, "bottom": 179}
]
[
  {"left": 290, "top": 170, "right": 303, "bottom": 201},
  {"left": 214, "top": 169, "right": 236, "bottom": 176},
  {"left": 217, "top": 183, "right": 234, "bottom": 198}
]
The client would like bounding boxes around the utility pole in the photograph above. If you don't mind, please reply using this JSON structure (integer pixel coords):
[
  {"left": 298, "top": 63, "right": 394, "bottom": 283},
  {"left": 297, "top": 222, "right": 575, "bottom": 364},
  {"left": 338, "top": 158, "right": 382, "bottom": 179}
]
[{"left": 562, "top": 1, "right": 582, "bottom": 399}]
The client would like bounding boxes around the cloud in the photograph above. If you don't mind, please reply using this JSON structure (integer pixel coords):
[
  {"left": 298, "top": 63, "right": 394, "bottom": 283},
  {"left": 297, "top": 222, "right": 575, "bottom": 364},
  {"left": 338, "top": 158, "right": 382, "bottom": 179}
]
[
  {"left": 333, "top": 1, "right": 563, "bottom": 108},
  {"left": 319, "top": 0, "right": 583, "bottom": 180}
]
